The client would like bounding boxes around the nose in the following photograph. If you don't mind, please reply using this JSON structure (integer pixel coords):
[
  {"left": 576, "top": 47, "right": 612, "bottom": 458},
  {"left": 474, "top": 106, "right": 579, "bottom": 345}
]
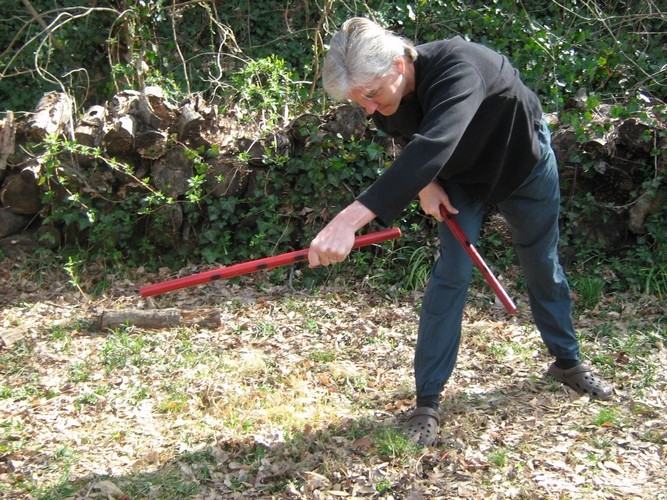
[{"left": 361, "top": 100, "right": 378, "bottom": 114}]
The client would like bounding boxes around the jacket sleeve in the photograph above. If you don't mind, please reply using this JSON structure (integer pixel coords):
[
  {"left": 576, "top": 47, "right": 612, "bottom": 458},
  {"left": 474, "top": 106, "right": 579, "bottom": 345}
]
[{"left": 356, "top": 60, "right": 488, "bottom": 226}]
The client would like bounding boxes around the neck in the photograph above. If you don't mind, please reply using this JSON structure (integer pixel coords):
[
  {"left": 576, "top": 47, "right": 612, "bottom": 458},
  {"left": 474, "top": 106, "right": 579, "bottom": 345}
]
[{"left": 403, "top": 60, "right": 416, "bottom": 96}]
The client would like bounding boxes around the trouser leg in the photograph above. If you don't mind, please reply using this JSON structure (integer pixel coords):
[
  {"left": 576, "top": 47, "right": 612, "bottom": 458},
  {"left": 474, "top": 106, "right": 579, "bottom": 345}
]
[
  {"left": 414, "top": 184, "right": 486, "bottom": 398},
  {"left": 497, "top": 119, "right": 580, "bottom": 360}
]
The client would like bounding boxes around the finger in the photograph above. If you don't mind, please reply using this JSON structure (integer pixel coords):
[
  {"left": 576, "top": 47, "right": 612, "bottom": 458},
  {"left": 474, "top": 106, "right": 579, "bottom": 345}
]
[
  {"left": 442, "top": 198, "right": 459, "bottom": 215},
  {"left": 308, "top": 248, "right": 321, "bottom": 268}
]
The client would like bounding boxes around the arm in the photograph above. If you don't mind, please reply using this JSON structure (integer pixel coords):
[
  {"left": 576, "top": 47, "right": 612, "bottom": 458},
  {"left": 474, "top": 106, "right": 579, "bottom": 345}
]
[{"left": 308, "top": 200, "right": 376, "bottom": 267}]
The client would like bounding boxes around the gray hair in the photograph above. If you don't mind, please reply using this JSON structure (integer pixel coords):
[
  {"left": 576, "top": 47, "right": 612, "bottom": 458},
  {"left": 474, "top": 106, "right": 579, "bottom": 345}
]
[{"left": 322, "top": 17, "right": 418, "bottom": 101}]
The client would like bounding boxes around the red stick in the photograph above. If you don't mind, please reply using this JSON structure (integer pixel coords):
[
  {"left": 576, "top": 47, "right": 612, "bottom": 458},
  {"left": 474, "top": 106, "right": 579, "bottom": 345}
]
[
  {"left": 139, "top": 227, "right": 402, "bottom": 297},
  {"left": 439, "top": 205, "right": 517, "bottom": 314}
]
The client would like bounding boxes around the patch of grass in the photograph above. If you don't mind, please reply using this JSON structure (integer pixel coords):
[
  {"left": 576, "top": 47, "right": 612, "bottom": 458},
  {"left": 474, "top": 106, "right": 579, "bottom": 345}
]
[
  {"left": 591, "top": 436, "right": 613, "bottom": 450},
  {"left": 488, "top": 342, "right": 511, "bottom": 360},
  {"left": 488, "top": 448, "right": 508, "bottom": 467},
  {"left": 0, "top": 385, "right": 11, "bottom": 399},
  {"left": 0, "top": 341, "right": 34, "bottom": 376},
  {"left": 302, "top": 317, "right": 321, "bottom": 333},
  {"left": 33, "top": 477, "right": 80, "bottom": 500},
  {"left": 573, "top": 276, "right": 606, "bottom": 310},
  {"left": 116, "top": 467, "right": 200, "bottom": 499},
  {"left": 373, "top": 427, "right": 420, "bottom": 460},
  {"left": 158, "top": 383, "right": 191, "bottom": 413},
  {"left": 101, "top": 330, "right": 147, "bottom": 372},
  {"left": 253, "top": 321, "right": 278, "bottom": 338},
  {"left": 593, "top": 408, "right": 621, "bottom": 427},
  {"left": 405, "top": 245, "right": 433, "bottom": 292},
  {"left": 309, "top": 350, "right": 336, "bottom": 363},
  {"left": 74, "top": 392, "right": 99, "bottom": 411},
  {"left": 375, "top": 478, "right": 394, "bottom": 494},
  {"left": 68, "top": 361, "right": 91, "bottom": 383},
  {"left": 129, "top": 385, "right": 151, "bottom": 403},
  {"left": 641, "top": 429, "right": 665, "bottom": 445},
  {"left": 49, "top": 324, "right": 71, "bottom": 342},
  {"left": 0, "top": 381, "right": 48, "bottom": 401}
]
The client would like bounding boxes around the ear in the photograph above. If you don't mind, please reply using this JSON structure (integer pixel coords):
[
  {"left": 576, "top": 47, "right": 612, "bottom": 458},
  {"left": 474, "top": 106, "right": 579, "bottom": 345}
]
[{"left": 394, "top": 57, "right": 407, "bottom": 74}]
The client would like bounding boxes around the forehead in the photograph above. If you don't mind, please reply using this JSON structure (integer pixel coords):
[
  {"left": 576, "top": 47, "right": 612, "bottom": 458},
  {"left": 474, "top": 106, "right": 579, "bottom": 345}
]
[{"left": 349, "top": 74, "right": 388, "bottom": 98}]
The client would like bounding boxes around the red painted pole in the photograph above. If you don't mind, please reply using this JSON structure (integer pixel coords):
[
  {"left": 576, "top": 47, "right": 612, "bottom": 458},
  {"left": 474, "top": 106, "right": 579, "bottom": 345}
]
[
  {"left": 139, "top": 227, "right": 402, "bottom": 297},
  {"left": 439, "top": 205, "right": 517, "bottom": 314}
]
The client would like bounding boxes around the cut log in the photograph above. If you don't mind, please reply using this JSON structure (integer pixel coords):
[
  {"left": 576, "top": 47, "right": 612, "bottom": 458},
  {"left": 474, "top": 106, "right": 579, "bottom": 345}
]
[
  {"left": 150, "top": 145, "right": 194, "bottom": 197},
  {"left": 85, "top": 165, "right": 116, "bottom": 197},
  {"left": 137, "top": 86, "right": 177, "bottom": 130},
  {"left": 101, "top": 91, "right": 140, "bottom": 155},
  {"left": 205, "top": 155, "right": 250, "bottom": 197},
  {"left": 36, "top": 224, "right": 62, "bottom": 248},
  {"left": 0, "top": 326, "right": 27, "bottom": 349},
  {"left": 24, "top": 91, "right": 73, "bottom": 142},
  {"left": 628, "top": 189, "right": 666, "bottom": 234},
  {"left": 135, "top": 128, "right": 168, "bottom": 159},
  {"left": 144, "top": 202, "right": 184, "bottom": 247},
  {"left": 75, "top": 105, "right": 106, "bottom": 166},
  {"left": 98, "top": 308, "right": 182, "bottom": 330},
  {"left": 108, "top": 90, "right": 140, "bottom": 117},
  {"left": 234, "top": 134, "right": 291, "bottom": 167},
  {"left": 103, "top": 114, "right": 137, "bottom": 155},
  {"left": 322, "top": 104, "right": 369, "bottom": 139},
  {"left": 97, "top": 308, "right": 221, "bottom": 331},
  {"left": 0, "top": 232, "right": 40, "bottom": 260},
  {"left": 75, "top": 105, "right": 106, "bottom": 146},
  {"left": 0, "top": 164, "right": 42, "bottom": 214},
  {"left": 616, "top": 119, "right": 653, "bottom": 154},
  {"left": 289, "top": 113, "right": 323, "bottom": 145},
  {"left": 177, "top": 102, "right": 203, "bottom": 143},
  {"left": 0, "top": 111, "right": 16, "bottom": 175},
  {"left": 146, "top": 87, "right": 178, "bottom": 128},
  {"left": 0, "top": 210, "right": 31, "bottom": 237}
]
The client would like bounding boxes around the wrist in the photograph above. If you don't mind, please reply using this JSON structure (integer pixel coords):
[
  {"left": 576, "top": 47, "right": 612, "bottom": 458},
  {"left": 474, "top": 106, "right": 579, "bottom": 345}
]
[{"left": 334, "top": 201, "right": 376, "bottom": 232}]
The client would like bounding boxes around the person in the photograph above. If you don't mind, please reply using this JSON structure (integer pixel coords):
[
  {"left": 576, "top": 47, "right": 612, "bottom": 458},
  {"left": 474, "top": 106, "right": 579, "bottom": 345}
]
[{"left": 307, "top": 17, "right": 613, "bottom": 446}]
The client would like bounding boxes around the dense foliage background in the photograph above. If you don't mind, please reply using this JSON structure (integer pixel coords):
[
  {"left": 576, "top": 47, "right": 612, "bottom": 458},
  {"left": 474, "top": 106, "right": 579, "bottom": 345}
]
[{"left": 0, "top": 0, "right": 665, "bottom": 297}]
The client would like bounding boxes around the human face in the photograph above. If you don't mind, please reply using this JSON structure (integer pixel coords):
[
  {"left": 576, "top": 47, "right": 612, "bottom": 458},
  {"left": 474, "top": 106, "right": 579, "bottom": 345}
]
[{"left": 348, "top": 59, "right": 409, "bottom": 116}]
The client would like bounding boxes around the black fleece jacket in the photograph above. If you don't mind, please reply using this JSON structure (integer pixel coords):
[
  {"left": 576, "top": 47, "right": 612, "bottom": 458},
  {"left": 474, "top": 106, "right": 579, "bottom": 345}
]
[{"left": 356, "top": 37, "right": 544, "bottom": 226}]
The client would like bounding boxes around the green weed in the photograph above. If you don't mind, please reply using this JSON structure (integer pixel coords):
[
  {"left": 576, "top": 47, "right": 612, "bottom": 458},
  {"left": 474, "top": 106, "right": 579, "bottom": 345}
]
[
  {"left": 593, "top": 408, "right": 621, "bottom": 427},
  {"left": 101, "top": 330, "right": 147, "bottom": 372},
  {"left": 374, "top": 427, "right": 420, "bottom": 460},
  {"left": 574, "top": 276, "right": 606, "bottom": 310},
  {"left": 488, "top": 448, "right": 508, "bottom": 467},
  {"left": 68, "top": 362, "right": 91, "bottom": 383}
]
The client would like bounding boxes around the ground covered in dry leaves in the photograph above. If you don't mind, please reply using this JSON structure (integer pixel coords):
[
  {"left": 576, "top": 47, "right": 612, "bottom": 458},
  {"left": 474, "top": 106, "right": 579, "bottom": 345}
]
[{"left": 1, "top": 260, "right": 665, "bottom": 499}]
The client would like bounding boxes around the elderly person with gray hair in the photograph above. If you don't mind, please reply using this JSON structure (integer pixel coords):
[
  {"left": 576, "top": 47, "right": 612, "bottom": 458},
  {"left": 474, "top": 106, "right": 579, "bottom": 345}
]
[{"left": 307, "top": 17, "right": 613, "bottom": 446}]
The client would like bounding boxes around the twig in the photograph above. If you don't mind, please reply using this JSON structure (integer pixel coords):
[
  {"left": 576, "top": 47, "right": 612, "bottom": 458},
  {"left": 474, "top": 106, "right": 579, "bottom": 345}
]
[
  {"left": 170, "top": 0, "right": 191, "bottom": 94},
  {"left": 19, "top": 0, "right": 62, "bottom": 50}
]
